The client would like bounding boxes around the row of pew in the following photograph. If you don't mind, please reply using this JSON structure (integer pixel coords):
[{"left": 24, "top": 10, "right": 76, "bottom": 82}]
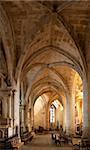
[
  {"left": 51, "top": 132, "right": 72, "bottom": 146},
  {"left": 51, "top": 131, "right": 90, "bottom": 150},
  {"left": 0, "top": 131, "right": 33, "bottom": 150},
  {"left": 21, "top": 131, "right": 33, "bottom": 144},
  {"left": 73, "top": 138, "right": 90, "bottom": 150}
]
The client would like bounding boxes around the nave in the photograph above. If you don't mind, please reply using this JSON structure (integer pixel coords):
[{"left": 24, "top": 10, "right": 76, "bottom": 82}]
[
  {"left": 0, "top": 1, "right": 90, "bottom": 149},
  {"left": 22, "top": 134, "right": 72, "bottom": 150}
]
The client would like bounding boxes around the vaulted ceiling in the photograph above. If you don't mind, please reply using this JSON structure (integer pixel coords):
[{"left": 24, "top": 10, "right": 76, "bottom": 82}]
[{"left": 0, "top": 1, "right": 89, "bottom": 104}]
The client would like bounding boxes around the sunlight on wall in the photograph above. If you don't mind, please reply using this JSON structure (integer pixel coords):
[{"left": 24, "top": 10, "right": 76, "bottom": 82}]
[
  {"left": 34, "top": 95, "right": 47, "bottom": 129},
  {"left": 34, "top": 96, "right": 46, "bottom": 115},
  {"left": 74, "top": 72, "right": 83, "bottom": 133}
]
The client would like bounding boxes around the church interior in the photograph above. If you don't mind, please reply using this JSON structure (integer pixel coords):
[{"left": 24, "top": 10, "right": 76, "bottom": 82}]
[{"left": 0, "top": 0, "right": 90, "bottom": 149}]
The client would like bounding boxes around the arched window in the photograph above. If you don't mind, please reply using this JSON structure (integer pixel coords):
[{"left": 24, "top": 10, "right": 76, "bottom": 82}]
[{"left": 50, "top": 105, "right": 55, "bottom": 123}]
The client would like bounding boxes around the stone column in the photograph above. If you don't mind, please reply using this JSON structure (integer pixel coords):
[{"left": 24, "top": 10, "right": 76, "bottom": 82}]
[
  {"left": 21, "top": 106, "right": 25, "bottom": 131},
  {"left": 82, "top": 81, "right": 88, "bottom": 137},
  {"left": 20, "top": 82, "right": 25, "bottom": 130},
  {"left": 46, "top": 104, "right": 49, "bottom": 130},
  {"left": 7, "top": 93, "right": 12, "bottom": 119},
  {"left": 27, "top": 108, "right": 31, "bottom": 131},
  {"left": 65, "top": 95, "right": 71, "bottom": 135},
  {"left": 70, "top": 87, "right": 76, "bottom": 135},
  {"left": 3, "top": 97, "right": 7, "bottom": 118},
  {"left": 82, "top": 22, "right": 90, "bottom": 138},
  {"left": 6, "top": 94, "right": 12, "bottom": 130},
  {"left": 31, "top": 105, "right": 34, "bottom": 130},
  {"left": 87, "top": 74, "right": 90, "bottom": 138},
  {"left": 7, "top": 96, "right": 9, "bottom": 118},
  {"left": 12, "top": 90, "right": 15, "bottom": 134},
  {"left": 8, "top": 91, "right": 14, "bottom": 137},
  {"left": 82, "top": 76, "right": 90, "bottom": 138},
  {"left": 14, "top": 84, "right": 21, "bottom": 141},
  {"left": 87, "top": 24, "right": 90, "bottom": 138}
]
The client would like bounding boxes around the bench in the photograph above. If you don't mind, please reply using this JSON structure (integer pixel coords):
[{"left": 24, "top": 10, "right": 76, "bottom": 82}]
[
  {"left": 58, "top": 134, "right": 72, "bottom": 145},
  {"left": 52, "top": 132, "right": 72, "bottom": 146},
  {"left": 80, "top": 138, "right": 90, "bottom": 150},
  {"left": 73, "top": 138, "right": 90, "bottom": 150},
  {"left": 72, "top": 138, "right": 81, "bottom": 150},
  {"left": 21, "top": 132, "right": 33, "bottom": 144},
  {"left": 4, "top": 136, "right": 24, "bottom": 150},
  {"left": 52, "top": 133, "right": 64, "bottom": 146},
  {"left": 9, "top": 137, "right": 24, "bottom": 150}
]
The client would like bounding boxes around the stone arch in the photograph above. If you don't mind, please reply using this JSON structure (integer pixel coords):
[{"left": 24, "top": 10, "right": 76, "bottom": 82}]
[
  {"left": 0, "top": 4, "right": 14, "bottom": 81},
  {"left": 31, "top": 78, "right": 70, "bottom": 129},
  {"left": 28, "top": 75, "right": 70, "bottom": 130},
  {"left": 22, "top": 54, "right": 82, "bottom": 132},
  {"left": 24, "top": 64, "right": 69, "bottom": 104},
  {"left": 21, "top": 45, "right": 84, "bottom": 107},
  {"left": 32, "top": 86, "right": 64, "bottom": 107},
  {"left": 21, "top": 46, "right": 84, "bottom": 80},
  {"left": 15, "top": 13, "right": 86, "bottom": 82},
  {"left": 32, "top": 85, "right": 66, "bottom": 130}
]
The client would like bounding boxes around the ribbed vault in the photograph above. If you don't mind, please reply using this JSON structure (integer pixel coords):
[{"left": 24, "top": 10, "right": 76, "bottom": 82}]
[{"left": 0, "top": 0, "right": 90, "bottom": 137}]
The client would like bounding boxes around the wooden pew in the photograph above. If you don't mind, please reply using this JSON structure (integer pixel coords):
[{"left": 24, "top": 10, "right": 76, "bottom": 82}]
[
  {"left": 4, "top": 136, "right": 24, "bottom": 150},
  {"left": 9, "top": 137, "right": 24, "bottom": 150},
  {"left": 21, "top": 131, "right": 33, "bottom": 144},
  {"left": 80, "top": 138, "right": 90, "bottom": 150},
  {"left": 52, "top": 132, "right": 73, "bottom": 146}
]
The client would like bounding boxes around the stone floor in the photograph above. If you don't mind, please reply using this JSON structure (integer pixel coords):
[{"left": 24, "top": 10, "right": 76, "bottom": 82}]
[{"left": 22, "top": 134, "right": 73, "bottom": 150}]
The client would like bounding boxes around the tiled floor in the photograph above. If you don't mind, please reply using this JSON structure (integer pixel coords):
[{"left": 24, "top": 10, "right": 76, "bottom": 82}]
[{"left": 22, "top": 134, "right": 73, "bottom": 150}]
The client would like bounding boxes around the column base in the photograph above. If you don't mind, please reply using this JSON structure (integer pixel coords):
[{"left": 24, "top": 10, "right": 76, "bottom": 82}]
[{"left": 82, "top": 127, "right": 90, "bottom": 139}]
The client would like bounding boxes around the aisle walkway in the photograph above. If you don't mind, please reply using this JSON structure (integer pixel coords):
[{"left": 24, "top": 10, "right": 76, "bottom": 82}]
[{"left": 22, "top": 134, "right": 73, "bottom": 150}]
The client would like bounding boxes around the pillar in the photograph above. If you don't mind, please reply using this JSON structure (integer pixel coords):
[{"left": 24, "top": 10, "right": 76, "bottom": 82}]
[
  {"left": 14, "top": 81, "right": 21, "bottom": 139},
  {"left": 9, "top": 94, "right": 12, "bottom": 118},
  {"left": 21, "top": 106, "right": 25, "bottom": 131},
  {"left": 82, "top": 77, "right": 90, "bottom": 138},
  {"left": 71, "top": 87, "right": 76, "bottom": 135},
  {"left": 46, "top": 104, "right": 49, "bottom": 130},
  {"left": 8, "top": 91, "right": 14, "bottom": 137},
  {"left": 87, "top": 73, "right": 90, "bottom": 138},
  {"left": 31, "top": 105, "right": 34, "bottom": 130},
  {"left": 3, "top": 97, "right": 7, "bottom": 118},
  {"left": 20, "top": 82, "right": 25, "bottom": 130},
  {"left": 12, "top": 90, "right": 15, "bottom": 134},
  {"left": 65, "top": 95, "right": 71, "bottom": 134},
  {"left": 7, "top": 93, "right": 12, "bottom": 119},
  {"left": 82, "top": 22, "right": 90, "bottom": 138},
  {"left": 32, "top": 106, "right": 34, "bottom": 129}
]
